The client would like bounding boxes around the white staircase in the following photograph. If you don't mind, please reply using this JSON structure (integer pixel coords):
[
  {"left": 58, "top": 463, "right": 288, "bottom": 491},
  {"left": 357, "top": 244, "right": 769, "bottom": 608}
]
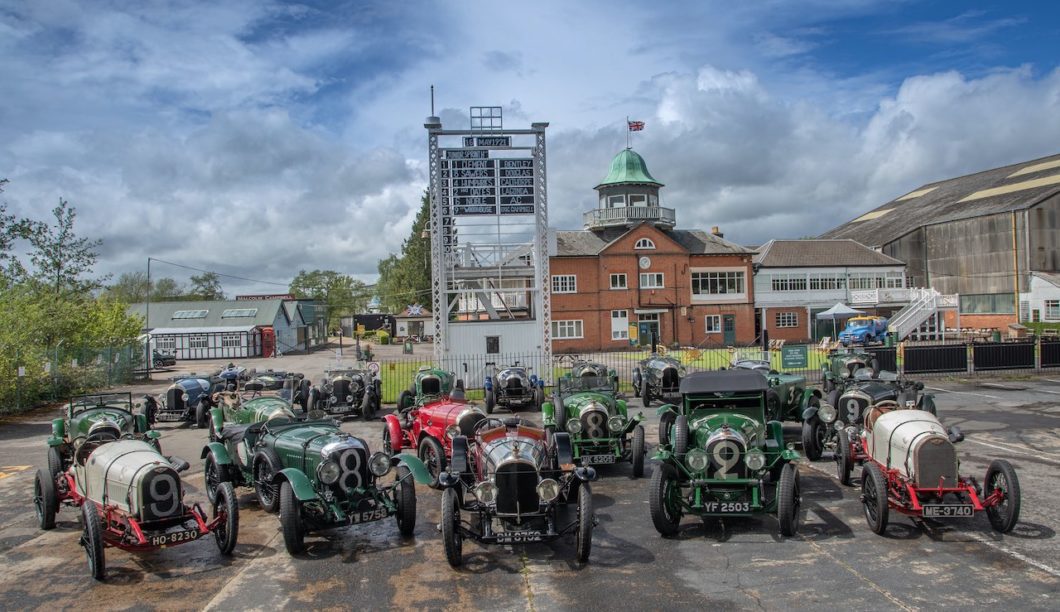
[{"left": 888, "top": 288, "right": 948, "bottom": 341}]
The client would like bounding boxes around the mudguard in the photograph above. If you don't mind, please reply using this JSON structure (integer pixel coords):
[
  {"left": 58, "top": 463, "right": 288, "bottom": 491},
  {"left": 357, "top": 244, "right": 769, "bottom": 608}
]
[
  {"left": 541, "top": 401, "right": 555, "bottom": 426},
  {"left": 656, "top": 403, "right": 679, "bottom": 417},
  {"left": 766, "top": 420, "right": 784, "bottom": 445},
  {"left": 201, "top": 441, "right": 233, "bottom": 464},
  {"left": 383, "top": 414, "right": 405, "bottom": 451},
  {"left": 395, "top": 454, "right": 433, "bottom": 485},
  {"left": 448, "top": 436, "right": 470, "bottom": 475},
  {"left": 553, "top": 432, "right": 573, "bottom": 465},
  {"left": 918, "top": 394, "right": 937, "bottom": 414},
  {"left": 802, "top": 405, "right": 819, "bottom": 421},
  {"left": 210, "top": 407, "right": 224, "bottom": 435},
  {"left": 616, "top": 398, "right": 628, "bottom": 415},
  {"left": 274, "top": 468, "right": 318, "bottom": 502},
  {"left": 48, "top": 418, "right": 65, "bottom": 446}
]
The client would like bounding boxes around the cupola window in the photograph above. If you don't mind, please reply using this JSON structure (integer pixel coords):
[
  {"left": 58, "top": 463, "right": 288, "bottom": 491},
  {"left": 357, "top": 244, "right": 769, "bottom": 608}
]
[
  {"left": 607, "top": 195, "right": 625, "bottom": 208},
  {"left": 635, "top": 238, "right": 656, "bottom": 250},
  {"left": 628, "top": 194, "right": 646, "bottom": 207}
]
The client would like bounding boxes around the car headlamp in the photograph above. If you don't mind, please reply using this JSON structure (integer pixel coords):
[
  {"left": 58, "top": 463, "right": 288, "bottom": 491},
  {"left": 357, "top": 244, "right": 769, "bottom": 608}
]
[
  {"left": 181, "top": 392, "right": 189, "bottom": 401},
  {"left": 607, "top": 415, "right": 625, "bottom": 431},
  {"left": 566, "top": 418, "right": 582, "bottom": 434},
  {"left": 536, "top": 478, "right": 560, "bottom": 502},
  {"left": 818, "top": 402, "right": 837, "bottom": 423},
  {"left": 905, "top": 400, "right": 916, "bottom": 408},
  {"left": 834, "top": 420, "right": 845, "bottom": 431},
  {"left": 473, "top": 481, "right": 497, "bottom": 504},
  {"left": 685, "top": 449, "right": 709, "bottom": 472},
  {"left": 369, "top": 451, "right": 392, "bottom": 477},
  {"left": 744, "top": 448, "right": 766, "bottom": 471},
  {"left": 318, "top": 460, "right": 341, "bottom": 484},
  {"left": 346, "top": 395, "right": 354, "bottom": 403},
  {"left": 446, "top": 425, "right": 460, "bottom": 440}
]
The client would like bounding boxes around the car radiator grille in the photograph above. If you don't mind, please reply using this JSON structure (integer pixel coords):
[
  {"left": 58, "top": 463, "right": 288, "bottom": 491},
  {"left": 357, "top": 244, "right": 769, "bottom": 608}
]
[
  {"left": 912, "top": 436, "right": 958, "bottom": 488},
  {"left": 580, "top": 410, "right": 610, "bottom": 439},
  {"left": 495, "top": 462, "right": 539, "bottom": 515}
]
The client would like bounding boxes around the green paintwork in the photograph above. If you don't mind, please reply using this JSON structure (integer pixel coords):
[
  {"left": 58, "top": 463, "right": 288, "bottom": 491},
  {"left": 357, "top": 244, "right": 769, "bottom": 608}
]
[
  {"left": 220, "top": 396, "right": 296, "bottom": 427},
  {"left": 821, "top": 350, "right": 875, "bottom": 387},
  {"left": 543, "top": 374, "right": 641, "bottom": 463},
  {"left": 48, "top": 393, "right": 150, "bottom": 461},
  {"left": 396, "top": 454, "right": 432, "bottom": 485},
  {"left": 201, "top": 441, "right": 231, "bottom": 464},
  {"left": 277, "top": 467, "right": 318, "bottom": 502},
  {"left": 764, "top": 371, "right": 811, "bottom": 421},
  {"left": 596, "top": 148, "right": 663, "bottom": 187}
]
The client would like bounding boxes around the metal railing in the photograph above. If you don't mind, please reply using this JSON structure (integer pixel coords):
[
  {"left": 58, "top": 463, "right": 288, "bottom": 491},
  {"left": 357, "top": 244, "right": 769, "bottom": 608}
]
[{"left": 583, "top": 206, "right": 676, "bottom": 229}]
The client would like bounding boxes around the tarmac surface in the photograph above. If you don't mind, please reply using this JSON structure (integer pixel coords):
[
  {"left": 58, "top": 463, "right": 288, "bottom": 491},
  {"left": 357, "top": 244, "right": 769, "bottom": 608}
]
[{"left": 1, "top": 351, "right": 1058, "bottom": 611}]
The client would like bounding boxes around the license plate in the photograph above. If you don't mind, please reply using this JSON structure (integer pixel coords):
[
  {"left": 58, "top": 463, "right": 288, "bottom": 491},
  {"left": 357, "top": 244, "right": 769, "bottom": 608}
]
[
  {"left": 923, "top": 504, "right": 973, "bottom": 517},
  {"left": 149, "top": 528, "right": 200, "bottom": 547},
  {"left": 703, "top": 501, "right": 751, "bottom": 513},
  {"left": 350, "top": 508, "right": 389, "bottom": 524},
  {"left": 496, "top": 530, "right": 545, "bottom": 543},
  {"left": 583, "top": 454, "right": 615, "bottom": 465}
]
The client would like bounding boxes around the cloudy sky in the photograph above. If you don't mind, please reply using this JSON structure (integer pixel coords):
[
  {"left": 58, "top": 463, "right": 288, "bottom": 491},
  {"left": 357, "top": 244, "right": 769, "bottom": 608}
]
[{"left": 3, "top": 0, "right": 1059, "bottom": 295}]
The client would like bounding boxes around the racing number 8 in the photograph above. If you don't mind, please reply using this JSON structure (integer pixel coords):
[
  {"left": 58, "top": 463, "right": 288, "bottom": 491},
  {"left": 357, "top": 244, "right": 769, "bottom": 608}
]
[
  {"left": 149, "top": 473, "right": 180, "bottom": 517},
  {"left": 584, "top": 412, "right": 607, "bottom": 438},
  {"left": 710, "top": 440, "right": 741, "bottom": 479},
  {"left": 339, "top": 449, "right": 363, "bottom": 492}
]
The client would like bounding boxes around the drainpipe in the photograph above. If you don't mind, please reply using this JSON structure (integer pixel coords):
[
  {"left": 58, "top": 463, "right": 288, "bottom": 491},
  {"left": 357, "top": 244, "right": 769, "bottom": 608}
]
[{"left": 1012, "top": 212, "right": 1020, "bottom": 321}]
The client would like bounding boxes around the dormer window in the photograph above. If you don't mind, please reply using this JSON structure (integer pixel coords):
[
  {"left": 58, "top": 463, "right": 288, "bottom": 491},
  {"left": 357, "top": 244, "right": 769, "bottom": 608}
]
[{"left": 635, "top": 238, "right": 656, "bottom": 250}]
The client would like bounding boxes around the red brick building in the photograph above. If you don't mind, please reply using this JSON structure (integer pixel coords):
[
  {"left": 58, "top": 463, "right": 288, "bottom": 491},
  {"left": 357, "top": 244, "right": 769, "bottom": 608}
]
[{"left": 549, "top": 149, "right": 756, "bottom": 352}]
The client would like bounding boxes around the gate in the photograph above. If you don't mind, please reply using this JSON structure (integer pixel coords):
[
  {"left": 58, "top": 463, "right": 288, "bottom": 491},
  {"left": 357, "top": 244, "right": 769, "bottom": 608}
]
[
  {"left": 904, "top": 344, "right": 968, "bottom": 374},
  {"left": 972, "top": 341, "right": 1036, "bottom": 371},
  {"left": 866, "top": 347, "right": 897, "bottom": 372},
  {"left": 1042, "top": 340, "right": 1060, "bottom": 368}
]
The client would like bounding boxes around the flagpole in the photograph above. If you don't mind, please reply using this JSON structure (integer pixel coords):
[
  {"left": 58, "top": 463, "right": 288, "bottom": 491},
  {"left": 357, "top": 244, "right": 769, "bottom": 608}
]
[{"left": 626, "top": 115, "right": 630, "bottom": 149}]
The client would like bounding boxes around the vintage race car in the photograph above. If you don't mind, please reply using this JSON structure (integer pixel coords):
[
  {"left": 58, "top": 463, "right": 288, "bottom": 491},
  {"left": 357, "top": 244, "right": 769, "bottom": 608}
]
[
  {"left": 820, "top": 349, "right": 879, "bottom": 392},
  {"left": 542, "top": 374, "right": 646, "bottom": 477},
  {"left": 568, "top": 359, "right": 614, "bottom": 380},
  {"left": 383, "top": 390, "right": 486, "bottom": 488},
  {"left": 653, "top": 370, "right": 802, "bottom": 536},
  {"left": 838, "top": 316, "right": 889, "bottom": 346},
  {"left": 632, "top": 353, "right": 685, "bottom": 407},
  {"left": 46, "top": 393, "right": 157, "bottom": 478},
  {"left": 731, "top": 359, "right": 827, "bottom": 460},
  {"left": 207, "top": 389, "right": 297, "bottom": 442},
  {"left": 147, "top": 374, "right": 217, "bottom": 428},
  {"left": 484, "top": 362, "right": 545, "bottom": 413},
  {"left": 857, "top": 409, "right": 1019, "bottom": 535},
  {"left": 34, "top": 439, "right": 237, "bottom": 580},
  {"left": 396, "top": 366, "right": 462, "bottom": 411},
  {"left": 308, "top": 365, "right": 381, "bottom": 419},
  {"left": 827, "top": 370, "right": 936, "bottom": 483},
  {"left": 204, "top": 414, "right": 430, "bottom": 554},
  {"left": 438, "top": 417, "right": 597, "bottom": 566}
]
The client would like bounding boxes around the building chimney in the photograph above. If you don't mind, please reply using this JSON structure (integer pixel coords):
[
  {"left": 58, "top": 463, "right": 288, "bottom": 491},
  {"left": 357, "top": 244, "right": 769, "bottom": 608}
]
[{"left": 711, "top": 226, "right": 724, "bottom": 238}]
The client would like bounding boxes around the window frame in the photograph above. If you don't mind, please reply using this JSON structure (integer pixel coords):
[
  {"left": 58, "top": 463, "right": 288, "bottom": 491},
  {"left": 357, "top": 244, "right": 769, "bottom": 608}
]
[
  {"left": 188, "top": 335, "right": 209, "bottom": 349},
  {"left": 609, "top": 273, "right": 627, "bottom": 290},
  {"left": 639, "top": 272, "right": 664, "bottom": 288},
  {"left": 691, "top": 270, "right": 746, "bottom": 296},
  {"left": 775, "top": 312, "right": 799, "bottom": 328},
  {"left": 611, "top": 310, "right": 629, "bottom": 340},
  {"left": 551, "top": 274, "right": 577, "bottom": 294},
  {"left": 634, "top": 238, "right": 656, "bottom": 250},
  {"left": 1042, "top": 300, "right": 1059, "bottom": 320},
  {"left": 705, "top": 315, "right": 721, "bottom": 333},
  {"left": 551, "top": 320, "right": 584, "bottom": 339}
]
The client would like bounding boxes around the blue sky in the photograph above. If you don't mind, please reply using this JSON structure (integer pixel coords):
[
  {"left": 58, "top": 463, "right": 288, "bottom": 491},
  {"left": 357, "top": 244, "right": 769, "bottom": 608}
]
[{"left": 2, "top": 0, "right": 1059, "bottom": 294}]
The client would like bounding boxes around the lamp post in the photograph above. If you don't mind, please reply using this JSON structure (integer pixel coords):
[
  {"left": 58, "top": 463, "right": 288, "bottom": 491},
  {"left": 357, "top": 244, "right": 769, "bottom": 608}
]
[{"left": 145, "top": 256, "right": 152, "bottom": 380}]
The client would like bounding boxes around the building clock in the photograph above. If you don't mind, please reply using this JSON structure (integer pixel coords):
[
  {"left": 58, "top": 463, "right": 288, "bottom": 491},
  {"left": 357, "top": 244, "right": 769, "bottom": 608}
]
[{"left": 638, "top": 256, "right": 651, "bottom": 270}]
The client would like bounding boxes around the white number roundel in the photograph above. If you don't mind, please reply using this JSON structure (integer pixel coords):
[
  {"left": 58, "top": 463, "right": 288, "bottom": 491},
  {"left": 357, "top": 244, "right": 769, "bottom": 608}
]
[
  {"left": 149, "top": 473, "right": 180, "bottom": 517},
  {"left": 708, "top": 439, "right": 742, "bottom": 479},
  {"left": 583, "top": 411, "right": 607, "bottom": 438},
  {"left": 337, "top": 449, "right": 363, "bottom": 492}
]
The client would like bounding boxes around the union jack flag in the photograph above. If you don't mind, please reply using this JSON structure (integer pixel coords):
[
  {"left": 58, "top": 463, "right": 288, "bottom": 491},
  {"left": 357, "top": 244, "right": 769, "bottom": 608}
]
[{"left": 628, "top": 120, "right": 645, "bottom": 131}]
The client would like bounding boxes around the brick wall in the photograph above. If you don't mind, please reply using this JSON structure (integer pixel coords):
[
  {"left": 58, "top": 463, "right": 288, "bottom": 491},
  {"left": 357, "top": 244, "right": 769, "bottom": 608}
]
[
  {"left": 763, "top": 307, "right": 812, "bottom": 342},
  {"left": 942, "top": 312, "right": 1017, "bottom": 330}
]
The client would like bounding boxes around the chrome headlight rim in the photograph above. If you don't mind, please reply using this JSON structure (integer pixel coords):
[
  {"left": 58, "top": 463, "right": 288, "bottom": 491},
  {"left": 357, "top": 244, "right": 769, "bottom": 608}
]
[
  {"left": 607, "top": 415, "right": 625, "bottom": 432},
  {"left": 566, "top": 418, "right": 582, "bottom": 434},
  {"left": 181, "top": 392, "right": 190, "bottom": 402},
  {"left": 318, "top": 460, "right": 341, "bottom": 484},
  {"left": 473, "top": 481, "right": 497, "bottom": 504},
  {"left": 536, "top": 478, "right": 560, "bottom": 502},
  {"left": 369, "top": 451, "right": 391, "bottom": 477},
  {"left": 818, "top": 402, "right": 837, "bottom": 424},
  {"left": 685, "top": 448, "right": 709, "bottom": 472},
  {"left": 744, "top": 448, "right": 766, "bottom": 471},
  {"left": 346, "top": 395, "right": 354, "bottom": 403}
]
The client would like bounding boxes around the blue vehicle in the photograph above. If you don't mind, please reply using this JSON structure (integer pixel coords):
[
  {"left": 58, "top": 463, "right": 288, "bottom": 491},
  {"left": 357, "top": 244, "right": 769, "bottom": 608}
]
[
  {"left": 838, "top": 316, "right": 889, "bottom": 346},
  {"left": 145, "top": 375, "right": 217, "bottom": 428}
]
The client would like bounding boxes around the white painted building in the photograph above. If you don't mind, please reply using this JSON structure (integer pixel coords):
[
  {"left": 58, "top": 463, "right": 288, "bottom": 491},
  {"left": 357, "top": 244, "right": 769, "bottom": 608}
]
[{"left": 1021, "top": 272, "right": 1060, "bottom": 322}]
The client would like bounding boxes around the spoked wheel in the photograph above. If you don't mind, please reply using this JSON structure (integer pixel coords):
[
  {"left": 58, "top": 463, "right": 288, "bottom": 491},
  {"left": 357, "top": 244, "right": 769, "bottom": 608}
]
[
  {"left": 397, "top": 390, "right": 413, "bottom": 412},
  {"left": 801, "top": 416, "right": 825, "bottom": 461},
  {"left": 394, "top": 465, "right": 417, "bottom": 537},
  {"left": 836, "top": 428, "right": 854, "bottom": 486},
  {"left": 777, "top": 463, "right": 801, "bottom": 536},
  {"left": 34, "top": 469, "right": 58, "bottom": 530},
  {"left": 279, "top": 481, "right": 305, "bottom": 554},
  {"left": 81, "top": 503, "right": 106, "bottom": 581},
  {"left": 575, "top": 482, "right": 593, "bottom": 563},
  {"left": 48, "top": 446, "right": 64, "bottom": 479},
  {"left": 382, "top": 427, "right": 395, "bottom": 455},
  {"left": 640, "top": 380, "right": 652, "bottom": 408},
  {"left": 630, "top": 425, "right": 645, "bottom": 479},
  {"left": 361, "top": 391, "right": 376, "bottom": 420},
  {"left": 766, "top": 390, "right": 781, "bottom": 422},
  {"left": 441, "top": 487, "right": 463, "bottom": 567},
  {"left": 213, "top": 481, "right": 239, "bottom": 555},
  {"left": 554, "top": 397, "right": 567, "bottom": 434},
  {"left": 253, "top": 450, "right": 282, "bottom": 512},
  {"left": 984, "top": 459, "right": 1021, "bottom": 533},
  {"left": 204, "top": 453, "right": 225, "bottom": 504},
  {"left": 418, "top": 437, "right": 446, "bottom": 489},
  {"left": 649, "top": 463, "right": 681, "bottom": 536},
  {"left": 862, "top": 462, "right": 889, "bottom": 535}
]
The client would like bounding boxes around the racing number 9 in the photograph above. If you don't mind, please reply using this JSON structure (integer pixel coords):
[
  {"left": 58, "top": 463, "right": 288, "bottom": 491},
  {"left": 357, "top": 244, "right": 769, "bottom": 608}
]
[{"left": 149, "top": 473, "right": 180, "bottom": 517}]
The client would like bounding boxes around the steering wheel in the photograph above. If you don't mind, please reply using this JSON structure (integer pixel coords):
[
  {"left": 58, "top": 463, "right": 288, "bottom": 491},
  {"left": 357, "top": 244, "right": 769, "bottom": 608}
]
[{"left": 473, "top": 417, "right": 505, "bottom": 434}]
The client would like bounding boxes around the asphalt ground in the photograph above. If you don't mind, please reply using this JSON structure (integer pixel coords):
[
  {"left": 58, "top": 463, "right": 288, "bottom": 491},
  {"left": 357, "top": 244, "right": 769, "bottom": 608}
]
[{"left": 0, "top": 354, "right": 1058, "bottom": 611}]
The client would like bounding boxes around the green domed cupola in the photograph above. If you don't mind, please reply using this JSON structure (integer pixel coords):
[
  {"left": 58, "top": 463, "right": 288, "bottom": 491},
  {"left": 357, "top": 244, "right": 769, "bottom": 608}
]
[{"left": 586, "top": 148, "right": 674, "bottom": 230}]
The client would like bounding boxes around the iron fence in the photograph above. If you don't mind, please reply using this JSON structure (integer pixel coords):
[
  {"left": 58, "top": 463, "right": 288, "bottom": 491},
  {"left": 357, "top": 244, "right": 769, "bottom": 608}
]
[{"left": 1, "top": 343, "right": 144, "bottom": 414}]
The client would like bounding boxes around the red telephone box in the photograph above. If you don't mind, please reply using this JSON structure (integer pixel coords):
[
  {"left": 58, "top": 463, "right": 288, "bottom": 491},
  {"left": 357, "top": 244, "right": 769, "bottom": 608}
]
[{"left": 261, "top": 327, "right": 276, "bottom": 357}]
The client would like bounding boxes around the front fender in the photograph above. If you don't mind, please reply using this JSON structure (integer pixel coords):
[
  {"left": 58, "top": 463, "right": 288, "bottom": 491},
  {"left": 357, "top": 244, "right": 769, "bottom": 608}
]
[
  {"left": 273, "top": 468, "right": 318, "bottom": 502},
  {"left": 201, "top": 441, "right": 232, "bottom": 464},
  {"left": 919, "top": 394, "right": 937, "bottom": 413},
  {"left": 395, "top": 455, "right": 432, "bottom": 485},
  {"left": 210, "top": 407, "right": 224, "bottom": 435},
  {"left": 135, "top": 413, "right": 149, "bottom": 433},
  {"left": 656, "top": 403, "right": 679, "bottom": 417},
  {"left": 616, "top": 398, "right": 628, "bottom": 415},
  {"left": 801, "top": 406, "right": 819, "bottom": 421},
  {"left": 383, "top": 414, "right": 405, "bottom": 451},
  {"left": 541, "top": 401, "right": 555, "bottom": 426},
  {"left": 48, "top": 418, "right": 66, "bottom": 446}
]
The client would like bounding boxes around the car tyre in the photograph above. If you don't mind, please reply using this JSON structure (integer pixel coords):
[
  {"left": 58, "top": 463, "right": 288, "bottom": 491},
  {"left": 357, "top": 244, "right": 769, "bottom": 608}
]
[
  {"left": 673, "top": 415, "right": 689, "bottom": 458},
  {"left": 397, "top": 389, "right": 413, "bottom": 412},
  {"left": 984, "top": 459, "right": 1021, "bottom": 533},
  {"left": 575, "top": 482, "right": 593, "bottom": 563},
  {"left": 418, "top": 436, "right": 446, "bottom": 489},
  {"left": 204, "top": 453, "right": 225, "bottom": 504},
  {"left": 34, "top": 469, "right": 58, "bottom": 530},
  {"left": 630, "top": 425, "right": 645, "bottom": 478},
  {"left": 801, "top": 416, "right": 824, "bottom": 461},
  {"left": 640, "top": 379, "right": 652, "bottom": 408},
  {"left": 81, "top": 503, "right": 106, "bottom": 581},
  {"left": 441, "top": 487, "right": 463, "bottom": 567},
  {"left": 196, "top": 402, "right": 209, "bottom": 429},
  {"left": 484, "top": 390, "right": 495, "bottom": 414},
  {"left": 658, "top": 411, "right": 675, "bottom": 448},
  {"left": 534, "top": 387, "right": 545, "bottom": 410},
  {"left": 869, "top": 358, "right": 880, "bottom": 378},
  {"left": 862, "top": 462, "right": 889, "bottom": 535},
  {"left": 361, "top": 389, "right": 376, "bottom": 421},
  {"left": 213, "top": 481, "right": 239, "bottom": 555},
  {"left": 836, "top": 428, "right": 853, "bottom": 486},
  {"left": 382, "top": 427, "right": 395, "bottom": 455},
  {"left": 649, "top": 463, "right": 681, "bottom": 536},
  {"left": 395, "top": 465, "right": 416, "bottom": 537},
  {"left": 554, "top": 396, "right": 567, "bottom": 435},
  {"left": 253, "top": 449, "right": 283, "bottom": 512},
  {"left": 777, "top": 463, "right": 800, "bottom": 536},
  {"left": 632, "top": 368, "right": 642, "bottom": 396},
  {"left": 765, "top": 390, "right": 781, "bottom": 422},
  {"left": 279, "top": 481, "right": 305, "bottom": 555},
  {"left": 48, "top": 446, "right": 64, "bottom": 479}
]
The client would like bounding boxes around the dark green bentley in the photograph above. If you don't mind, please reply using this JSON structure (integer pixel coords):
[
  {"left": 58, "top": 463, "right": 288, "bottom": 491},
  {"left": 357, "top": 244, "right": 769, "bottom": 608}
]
[
  {"left": 207, "top": 389, "right": 297, "bottom": 441},
  {"left": 541, "top": 374, "right": 646, "bottom": 477},
  {"left": 397, "top": 366, "right": 462, "bottom": 410},
  {"left": 202, "top": 415, "right": 430, "bottom": 554},
  {"left": 46, "top": 393, "right": 158, "bottom": 478},
  {"left": 730, "top": 359, "right": 827, "bottom": 460},
  {"left": 652, "top": 370, "right": 802, "bottom": 537}
]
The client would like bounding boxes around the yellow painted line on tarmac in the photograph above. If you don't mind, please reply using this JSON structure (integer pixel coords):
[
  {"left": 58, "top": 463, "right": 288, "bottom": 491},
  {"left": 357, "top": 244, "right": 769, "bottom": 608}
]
[{"left": 0, "top": 465, "right": 31, "bottom": 480}]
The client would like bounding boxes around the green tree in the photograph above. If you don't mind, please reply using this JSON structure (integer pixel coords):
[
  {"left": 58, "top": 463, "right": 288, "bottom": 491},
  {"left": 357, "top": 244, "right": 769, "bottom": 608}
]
[
  {"left": 289, "top": 269, "right": 368, "bottom": 330},
  {"left": 22, "top": 198, "right": 105, "bottom": 295},
  {"left": 152, "top": 277, "right": 184, "bottom": 300},
  {"left": 104, "top": 271, "right": 150, "bottom": 303},
  {"left": 188, "top": 272, "right": 224, "bottom": 300},
  {"left": 375, "top": 191, "right": 431, "bottom": 313}
]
